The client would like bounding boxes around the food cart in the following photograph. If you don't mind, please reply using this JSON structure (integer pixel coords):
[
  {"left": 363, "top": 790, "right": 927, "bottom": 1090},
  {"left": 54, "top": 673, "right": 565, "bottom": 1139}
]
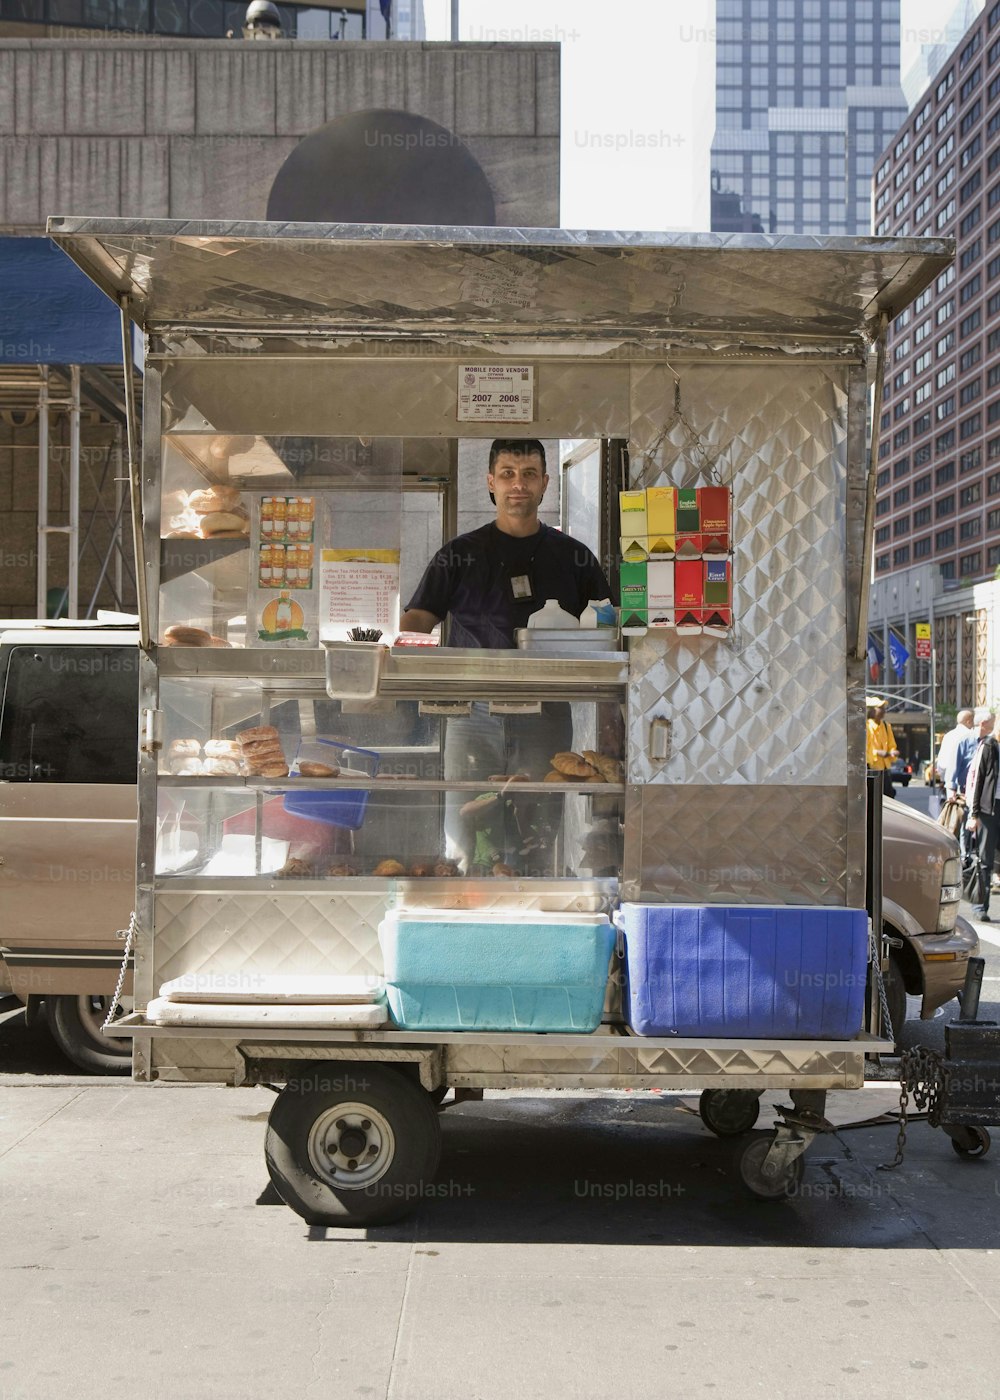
[{"left": 50, "top": 218, "right": 958, "bottom": 1224}]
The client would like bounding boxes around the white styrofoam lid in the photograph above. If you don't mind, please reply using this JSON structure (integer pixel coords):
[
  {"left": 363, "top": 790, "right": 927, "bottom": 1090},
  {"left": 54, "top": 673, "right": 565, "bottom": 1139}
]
[{"left": 159, "top": 973, "right": 385, "bottom": 1004}]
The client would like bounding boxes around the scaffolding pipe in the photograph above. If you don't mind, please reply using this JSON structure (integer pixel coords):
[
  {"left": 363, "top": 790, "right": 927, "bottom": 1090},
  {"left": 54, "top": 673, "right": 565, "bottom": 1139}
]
[
  {"left": 36, "top": 369, "right": 49, "bottom": 618},
  {"left": 119, "top": 299, "right": 150, "bottom": 651},
  {"left": 68, "top": 364, "right": 80, "bottom": 617}
]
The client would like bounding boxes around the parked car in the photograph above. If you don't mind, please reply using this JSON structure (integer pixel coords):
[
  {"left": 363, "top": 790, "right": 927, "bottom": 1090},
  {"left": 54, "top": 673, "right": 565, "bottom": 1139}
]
[
  {"left": 881, "top": 796, "right": 978, "bottom": 1034},
  {"left": 888, "top": 758, "right": 913, "bottom": 787}
]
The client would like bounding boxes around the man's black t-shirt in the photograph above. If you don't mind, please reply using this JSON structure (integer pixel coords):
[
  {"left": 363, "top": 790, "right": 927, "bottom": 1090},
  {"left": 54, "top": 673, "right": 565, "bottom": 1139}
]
[{"left": 406, "top": 523, "right": 613, "bottom": 648}]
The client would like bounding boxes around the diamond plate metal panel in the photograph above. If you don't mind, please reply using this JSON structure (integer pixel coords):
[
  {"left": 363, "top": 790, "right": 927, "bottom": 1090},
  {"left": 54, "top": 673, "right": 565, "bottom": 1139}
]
[
  {"left": 627, "top": 361, "right": 851, "bottom": 789},
  {"left": 153, "top": 891, "right": 388, "bottom": 987},
  {"left": 622, "top": 784, "right": 849, "bottom": 905}
]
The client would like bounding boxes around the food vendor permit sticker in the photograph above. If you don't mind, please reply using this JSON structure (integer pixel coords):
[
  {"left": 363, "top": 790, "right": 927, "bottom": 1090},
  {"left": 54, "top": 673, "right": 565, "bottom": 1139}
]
[{"left": 457, "top": 365, "right": 534, "bottom": 423}]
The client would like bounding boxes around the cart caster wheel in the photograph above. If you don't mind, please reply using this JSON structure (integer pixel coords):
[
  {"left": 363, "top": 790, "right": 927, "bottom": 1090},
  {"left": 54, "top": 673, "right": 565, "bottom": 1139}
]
[
  {"left": 265, "top": 1065, "right": 441, "bottom": 1227},
  {"left": 699, "top": 1089, "right": 761, "bottom": 1137},
  {"left": 947, "top": 1126, "right": 991, "bottom": 1159},
  {"left": 735, "top": 1130, "right": 805, "bottom": 1201}
]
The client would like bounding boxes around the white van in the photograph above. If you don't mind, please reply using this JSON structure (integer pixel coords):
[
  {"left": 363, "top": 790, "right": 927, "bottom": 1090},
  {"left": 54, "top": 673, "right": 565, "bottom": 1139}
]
[{"left": 0, "top": 619, "right": 138, "bottom": 1071}]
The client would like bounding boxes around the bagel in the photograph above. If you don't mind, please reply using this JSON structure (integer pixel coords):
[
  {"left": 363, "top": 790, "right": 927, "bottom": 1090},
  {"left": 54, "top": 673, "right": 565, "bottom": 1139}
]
[{"left": 163, "top": 624, "right": 213, "bottom": 647}]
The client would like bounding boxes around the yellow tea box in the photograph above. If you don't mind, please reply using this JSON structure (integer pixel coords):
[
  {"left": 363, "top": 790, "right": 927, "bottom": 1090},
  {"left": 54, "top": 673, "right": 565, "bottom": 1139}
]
[{"left": 645, "top": 487, "right": 676, "bottom": 556}]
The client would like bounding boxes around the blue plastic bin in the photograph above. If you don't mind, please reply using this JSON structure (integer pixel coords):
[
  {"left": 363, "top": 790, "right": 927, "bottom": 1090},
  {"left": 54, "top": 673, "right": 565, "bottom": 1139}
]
[
  {"left": 379, "top": 910, "right": 615, "bottom": 1032},
  {"left": 283, "top": 738, "right": 380, "bottom": 831},
  {"left": 620, "top": 904, "right": 869, "bottom": 1039}
]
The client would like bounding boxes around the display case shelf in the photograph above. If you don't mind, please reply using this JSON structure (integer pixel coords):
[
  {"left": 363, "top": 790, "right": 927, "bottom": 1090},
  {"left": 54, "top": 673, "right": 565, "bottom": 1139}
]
[{"left": 156, "top": 775, "right": 625, "bottom": 794}]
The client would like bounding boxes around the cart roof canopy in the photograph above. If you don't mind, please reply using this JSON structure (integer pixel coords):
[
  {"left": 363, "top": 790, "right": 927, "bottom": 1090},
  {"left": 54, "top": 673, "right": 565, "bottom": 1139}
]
[{"left": 48, "top": 218, "right": 952, "bottom": 342}]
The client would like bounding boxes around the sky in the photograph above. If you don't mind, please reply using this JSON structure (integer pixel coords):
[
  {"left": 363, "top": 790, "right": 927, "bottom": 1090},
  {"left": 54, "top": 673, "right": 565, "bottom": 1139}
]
[{"left": 421, "top": 0, "right": 984, "bottom": 231}]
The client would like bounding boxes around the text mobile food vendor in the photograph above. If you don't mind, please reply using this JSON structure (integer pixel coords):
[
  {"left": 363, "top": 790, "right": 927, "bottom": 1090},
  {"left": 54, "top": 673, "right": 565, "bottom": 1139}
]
[{"left": 399, "top": 439, "right": 616, "bottom": 874}]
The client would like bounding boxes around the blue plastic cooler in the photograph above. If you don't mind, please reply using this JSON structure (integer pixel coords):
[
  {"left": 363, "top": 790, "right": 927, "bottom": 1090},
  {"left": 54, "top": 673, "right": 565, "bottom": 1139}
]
[
  {"left": 283, "top": 738, "right": 379, "bottom": 831},
  {"left": 620, "top": 904, "right": 869, "bottom": 1039},
  {"left": 379, "top": 910, "right": 615, "bottom": 1032}
]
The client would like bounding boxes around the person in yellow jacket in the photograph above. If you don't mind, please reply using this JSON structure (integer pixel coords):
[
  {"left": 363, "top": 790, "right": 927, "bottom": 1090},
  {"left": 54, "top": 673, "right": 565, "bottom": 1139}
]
[{"left": 866, "top": 696, "right": 900, "bottom": 796}]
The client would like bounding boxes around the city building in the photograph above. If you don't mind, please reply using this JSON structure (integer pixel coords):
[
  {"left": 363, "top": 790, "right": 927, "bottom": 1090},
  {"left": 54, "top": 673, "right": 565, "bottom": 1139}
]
[
  {"left": 902, "top": 0, "right": 985, "bottom": 107},
  {"left": 868, "top": 0, "right": 1000, "bottom": 730},
  {"left": 0, "top": 1, "right": 368, "bottom": 41},
  {"left": 710, "top": 0, "right": 907, "bottom": 235}
]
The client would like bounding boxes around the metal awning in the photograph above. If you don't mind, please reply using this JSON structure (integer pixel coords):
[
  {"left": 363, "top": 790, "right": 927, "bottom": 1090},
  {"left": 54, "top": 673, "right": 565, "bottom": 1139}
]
[{"left": 47, "top": 218, "right": 953, "bottom": 341}]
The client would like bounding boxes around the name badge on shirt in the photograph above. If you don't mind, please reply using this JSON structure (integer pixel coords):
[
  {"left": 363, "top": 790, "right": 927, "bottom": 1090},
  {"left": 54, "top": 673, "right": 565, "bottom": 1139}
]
[{"left": 510, "top": 573, "right": 533, "bottom": 600}]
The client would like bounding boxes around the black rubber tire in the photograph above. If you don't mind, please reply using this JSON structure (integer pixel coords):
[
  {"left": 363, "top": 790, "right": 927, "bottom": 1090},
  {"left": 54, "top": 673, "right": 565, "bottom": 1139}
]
[
  {"left": 699, "top": 1089, "right": 761, "bottom": 1137},
  {"left": 883, "top": 957, "right": 907, "bottom": 1042},
  {"left": 948, "top": 1126, "right": 991, "bottom": 1158},
  {"left": 265, "top": 1066, "right": 442, "bottom": 1226},
  {"left": 735, "top": 1130, "right": 805, "bottom": 1201},
  {"left": 45, "top": 995, "right": 132, "bottom": 1074},
  {"left": 429, "top": 1085, "right": 449, "bottom": 1107}
]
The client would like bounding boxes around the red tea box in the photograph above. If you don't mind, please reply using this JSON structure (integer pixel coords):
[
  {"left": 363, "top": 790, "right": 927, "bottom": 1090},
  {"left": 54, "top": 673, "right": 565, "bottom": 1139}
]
[
  {"left": 698, "top": 487, "right": 730, "bottom": 558},
  {"left": 674, "top": 558, "right": 703, "bottom": 632}
]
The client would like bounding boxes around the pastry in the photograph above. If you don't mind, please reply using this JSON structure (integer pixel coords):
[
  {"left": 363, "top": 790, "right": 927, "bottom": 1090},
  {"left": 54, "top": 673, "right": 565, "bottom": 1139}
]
[
  {"left": 204, "top": 740, "right": 241, "bottom": 760},
  {"left": 432, "top": 858, "right": 460, "bottom": 878},
  {"left": 492, "top": 862, "right": 516, "bottom": 877},
  {"left": 168, "top": 739, "right": 201, "bottom": 758},
  {"left": 551, "top": 751, "right": 600, "bottom": 779},
  {"left": 276, "top": 856, "right": 312, "bottom": 878},
  {"left": 326, "top": 860, "right": 357, "bottom": 877},
  {"left": 298, "top": 761, "right": 339, "bottom": 778},
  {"left": 408, "top": 860, "right": 434, "bottom": 877},
  {"left": 373, "top": 859, "right": 407, "bottom": 877},
  {"left": 162, "top": 624, "right": 214, "bottom": 647},
  {"left": 543, "top": 770, "right": 570, "bottom": 783},
  {"left": 583, "top": 750, "right": 623, "bottom": 784}
]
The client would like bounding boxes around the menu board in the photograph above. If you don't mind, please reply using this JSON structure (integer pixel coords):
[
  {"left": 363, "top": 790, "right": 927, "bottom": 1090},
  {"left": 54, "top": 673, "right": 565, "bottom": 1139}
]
[{"left": 319, "top": 548, "right": 400, "bottom": 639}]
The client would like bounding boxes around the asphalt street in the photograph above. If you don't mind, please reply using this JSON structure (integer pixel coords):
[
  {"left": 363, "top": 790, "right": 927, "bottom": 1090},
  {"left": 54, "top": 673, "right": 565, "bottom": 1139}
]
[{"left": 1, "top": 791, "right": 998, "bottom": 1400}]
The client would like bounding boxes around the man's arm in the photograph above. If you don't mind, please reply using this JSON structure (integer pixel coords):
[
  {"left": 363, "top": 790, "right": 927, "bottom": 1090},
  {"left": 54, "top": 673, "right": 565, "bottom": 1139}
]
[{"left": 399, "top": 608, "right": 440, "bottom": 633}]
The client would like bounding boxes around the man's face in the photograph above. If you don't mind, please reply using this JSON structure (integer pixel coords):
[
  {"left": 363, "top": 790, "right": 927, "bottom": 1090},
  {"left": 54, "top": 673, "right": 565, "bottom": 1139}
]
[
  {"left": 488, "top": 451, "right": 548, "bottom": 520},
  {"left": 981, "top": 715, "right": 995, "bottom": 737}
]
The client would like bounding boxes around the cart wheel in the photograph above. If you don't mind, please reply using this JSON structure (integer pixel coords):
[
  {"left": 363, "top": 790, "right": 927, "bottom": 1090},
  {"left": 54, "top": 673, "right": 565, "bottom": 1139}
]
[
  {"left": 735, "top": 1130, "right": 805, "bottom": 1201},
  {"left": 265, "top": 1065, "right": 442, "bottom": 1227},
  {"left": 947, "top": 1125, "right": 991, "bottom": 1159},
  {"left": 699, "top": 1089, "right": 761, "bottom": 1137}
]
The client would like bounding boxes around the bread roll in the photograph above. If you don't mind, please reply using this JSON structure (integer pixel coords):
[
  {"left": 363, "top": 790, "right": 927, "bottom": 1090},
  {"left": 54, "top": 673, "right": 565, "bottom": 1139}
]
[
  {"left": 237, "top": 725, "right": 280, "bottom": 746},
  {"left": 203, "top": 758, "right": 242, "bottom": 776},
  {"left": 169, "top": 757, "right": 204, "bottom": 776},
  {"left": 374, "top": 859, "right": 406, "bottom": 877},
  {"left": 168, "top": 739, "right": 201, "bottom": 758},
  {"left": 298, "top": 761, "right": 339, "bottom": 778},
  {"left": 433, "top": 858, "right": 460, "bottom": 878},
  {"left": 255, "top": 761, "right": 289, "bottom": 778},
  {"left": 199, "top": 510, "right": 249, "bottom": 538},
  {"left": 204, "top": 740, "right": 240, "bottom": 760},
  {"left": 162, "top": 624, "right": 214, "bottom": 647},
  {"left": 188, "top": 485, "right": 242, "bottom": 514}
]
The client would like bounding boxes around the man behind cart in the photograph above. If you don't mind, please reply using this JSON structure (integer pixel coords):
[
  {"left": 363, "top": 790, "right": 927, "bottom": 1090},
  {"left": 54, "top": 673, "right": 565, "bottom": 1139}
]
[{"left": 400, "top": 438, "right": 614, "bottom": 873}]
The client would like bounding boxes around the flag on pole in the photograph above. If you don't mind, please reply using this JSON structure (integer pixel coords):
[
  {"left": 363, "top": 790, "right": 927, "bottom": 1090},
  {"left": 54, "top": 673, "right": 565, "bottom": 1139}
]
[
  {"left": 380, "top": 0, "right": 392, "bottom": 23},
  {"left": 888, "top": 632, "right": 910, "bottom": 677},
  {"left": 867, "top": 634, "right": 883, "bottom": 681}
]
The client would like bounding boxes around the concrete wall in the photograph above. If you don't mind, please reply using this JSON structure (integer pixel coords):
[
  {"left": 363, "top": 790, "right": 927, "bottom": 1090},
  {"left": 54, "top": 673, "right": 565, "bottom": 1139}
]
[{"left": 0, "top": 39, "right": 560, "bottom": 232}]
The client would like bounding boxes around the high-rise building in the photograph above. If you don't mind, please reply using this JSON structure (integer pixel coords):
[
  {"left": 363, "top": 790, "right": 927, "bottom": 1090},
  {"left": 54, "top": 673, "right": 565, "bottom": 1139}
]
[
  {"left": 902, "top": 0, "right": 985, "bottom": 107},
  {"left": 867, "top": 0, "right": 1000, "bottom": 712},
  {"left": 711, "top": 0, "right": 907, "bottom": 235}
]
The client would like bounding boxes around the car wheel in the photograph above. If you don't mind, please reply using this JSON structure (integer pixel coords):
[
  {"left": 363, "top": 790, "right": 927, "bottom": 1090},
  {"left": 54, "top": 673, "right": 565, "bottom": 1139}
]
[
  {"left": 882, "top": 957, "right": 907, "bottom": 1041},
  {"left": 45, "top": 994, "right": 132, "bottom": 1074}
]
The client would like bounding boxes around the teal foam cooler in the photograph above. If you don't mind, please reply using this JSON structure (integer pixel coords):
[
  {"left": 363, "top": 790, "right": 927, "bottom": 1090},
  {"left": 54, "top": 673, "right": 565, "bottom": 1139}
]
[
  {"left": 620, "top": 904, "right": 869, "bottom": 1039},
  {"left": 378, "top": 910, "right": 615, "bottom": 1032}
]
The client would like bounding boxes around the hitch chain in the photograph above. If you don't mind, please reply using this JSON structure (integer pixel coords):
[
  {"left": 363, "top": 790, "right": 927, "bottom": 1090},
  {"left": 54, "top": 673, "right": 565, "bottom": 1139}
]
[
  {"left": 101, "top": 911, "right": 137, "bottom": 1032},
  {"left": 879, "top": 1045, "right": 945, "bottom": 1171}
]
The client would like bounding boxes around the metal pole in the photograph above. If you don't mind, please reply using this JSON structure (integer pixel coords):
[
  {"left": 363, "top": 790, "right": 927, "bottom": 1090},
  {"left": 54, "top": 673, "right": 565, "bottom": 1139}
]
[
  {"left": 114, "top": 426, "right": 124, "bottom": 606},
  {"left": 451, "top": 0, "right": 460, "bottom": 40},
  {"left": 854, "top": 313, "right": 888, "bottom": 662},
  {"left": 36, "top": 368, "right": 49, "bottom": 618},
  {"left": 119, "top": 300, "right": 150, "bottom": 652},
  {"left": 68, "top": 364, "right": 80, "bottom": 618}
]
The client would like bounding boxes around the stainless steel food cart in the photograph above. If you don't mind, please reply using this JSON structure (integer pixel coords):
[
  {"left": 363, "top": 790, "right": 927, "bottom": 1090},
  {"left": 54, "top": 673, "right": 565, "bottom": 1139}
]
[{"left": 50, "top": 218, "right": 953, "bottom": 1222}]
